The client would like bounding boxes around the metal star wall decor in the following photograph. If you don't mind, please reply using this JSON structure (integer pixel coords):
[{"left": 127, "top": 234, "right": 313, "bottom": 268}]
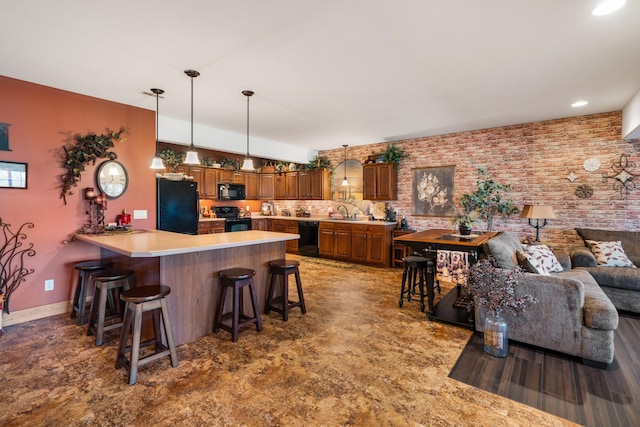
[{"left": 601, "top": 154, "right": 640, "bottom": 200}]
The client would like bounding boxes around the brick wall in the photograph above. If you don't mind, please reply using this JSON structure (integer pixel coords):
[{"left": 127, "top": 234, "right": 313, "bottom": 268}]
[{"left": 319, "top": 111, "right": 640, "bottom": 252}]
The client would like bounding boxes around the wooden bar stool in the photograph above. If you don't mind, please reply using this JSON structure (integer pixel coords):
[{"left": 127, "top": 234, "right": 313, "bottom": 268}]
[
  {"left": 86, "top": 269, "right": 135, "bottom": 345},
  {"left": 399, "top": 256, "right": 431, "bottom": 312},
  {"left": 214, "top": 268, "right": 263, "bottom": 342},
  {"left": 70, "top": 260, "right": 113, "bottom": 325},
  {"left": 116, "top": 285, "right": 178, "bottom": 385},
  {"left": 265, "top": 259, "right": 307, "bottom": 321}
]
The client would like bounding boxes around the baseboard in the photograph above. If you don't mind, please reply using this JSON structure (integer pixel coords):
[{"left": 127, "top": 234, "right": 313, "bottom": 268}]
[{"left": 3, "top": 301, "right": 71, "bottom": 326}]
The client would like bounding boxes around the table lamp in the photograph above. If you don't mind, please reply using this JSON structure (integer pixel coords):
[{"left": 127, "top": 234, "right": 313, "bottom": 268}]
[{"left": 520, "top": 204, "right": 556, "bottom": 242}]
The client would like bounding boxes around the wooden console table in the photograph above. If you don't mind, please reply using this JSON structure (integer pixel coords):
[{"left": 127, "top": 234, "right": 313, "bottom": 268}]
[{"left": 394, "top": 229, "right": 497, "bottom": 329}]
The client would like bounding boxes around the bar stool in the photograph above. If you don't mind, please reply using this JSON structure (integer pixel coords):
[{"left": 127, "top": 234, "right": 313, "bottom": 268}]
[
  {"left": 116, "top": 285, "right": 178, "bottom": 385},
  {"left": 70, "top": 260, "right": 113, "bottom": 325},
  {"left": 86, "top": 269, "right": 135, "bottom": 345},
  {"left": 399, "top": 256, "right": 431, "bottom": 312},
  {"left": 214, "top": 268, "right": 263, "bottom": 342},
  {"left": 265, "top": 259, "right": 307, "bottom": 321}
]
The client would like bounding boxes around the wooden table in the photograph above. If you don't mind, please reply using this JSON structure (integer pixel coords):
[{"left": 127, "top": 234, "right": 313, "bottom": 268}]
[
  {"left": 75, "top": 229, "right": 298, "bottom": 345},
  {"left": 394, "top": 229, "right": 497, "bottom": 329}
]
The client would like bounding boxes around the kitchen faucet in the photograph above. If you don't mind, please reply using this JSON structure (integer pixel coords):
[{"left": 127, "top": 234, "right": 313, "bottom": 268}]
[{"left": 336, "top": 204, "right": 350, "bottom": 219}]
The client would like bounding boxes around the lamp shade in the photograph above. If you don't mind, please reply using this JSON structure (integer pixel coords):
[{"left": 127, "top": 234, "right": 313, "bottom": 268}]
[
  {"left": 241, "top": 158, "right": 255, "bottom": 171},
  {"left": 520, "top": 205, "right": 557, "bottom": 219}
]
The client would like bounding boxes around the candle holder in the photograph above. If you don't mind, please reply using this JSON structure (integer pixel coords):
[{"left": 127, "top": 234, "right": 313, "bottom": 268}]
[{"left": 80, "top": 188, "right": 107, "bottom": 234}]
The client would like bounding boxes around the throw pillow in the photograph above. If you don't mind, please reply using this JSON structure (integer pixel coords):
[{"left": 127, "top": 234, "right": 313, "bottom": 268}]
[
  {"left": 522, "top": 244, "right": 564, "bottom": 273},
  {"left": 516, "top": 250, "right": 550, "bottom": 275},
  {"left": 585, "top": 240, "right": 637, "bottom": 267}
]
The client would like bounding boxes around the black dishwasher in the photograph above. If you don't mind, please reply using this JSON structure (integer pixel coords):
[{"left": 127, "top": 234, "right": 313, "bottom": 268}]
[{"left": 298, "top": 221, "right": 319, "bottom": 257}]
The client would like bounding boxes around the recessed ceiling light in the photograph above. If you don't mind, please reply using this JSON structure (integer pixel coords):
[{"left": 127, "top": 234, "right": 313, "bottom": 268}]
[
  {"left": 572, "top": 100, "right": 589, "bottom": 107},
  {"left": 592, "top": 0, "right": 626, "bottom": 16}
]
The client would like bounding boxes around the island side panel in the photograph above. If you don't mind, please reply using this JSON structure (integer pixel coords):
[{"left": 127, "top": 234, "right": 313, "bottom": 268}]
[{"left": 159, "top": 241, "right": 285, "bottom": 345}]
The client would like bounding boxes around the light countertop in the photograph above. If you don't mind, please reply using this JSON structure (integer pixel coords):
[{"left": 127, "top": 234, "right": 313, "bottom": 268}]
[
  {"left": 74, "top": 229, "right": 298, "bottom": 258},
  {"left": 238, "top": 215, "right": 397, "bottom": 226}
]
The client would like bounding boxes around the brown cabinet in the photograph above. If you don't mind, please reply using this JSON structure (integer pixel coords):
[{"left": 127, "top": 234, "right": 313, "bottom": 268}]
[
  {"left": 318, "top": 222, "right": 351, "bottom": 259},
  {"left": 176, "top": 165, "right": 204, "bottom": 196},
  {"left": 272, "top": 219, "right": 298, "bottom": 253},
  {"left": 219, "top": 169, "right": 244, "bottom": 184},
  {"left": 197, "top": 220, "right": 225, "bottom": 234},
  {"left": 298, "top": 169, "right": 330, "bottom": 200},
  {"left": 274, "top": 172, "right": 299, "bottom": 200},
  {"left": 202, "top": 168, "right": 219, "bottom": 199},
  {"left": 244, "top": 172, "right": 258, "bottom": 200},
  {"left": 350, "top": 224, "right": 388, "bottom": 265},
  {"left": 259, "top": 173, "right": 275, "bottom": 200},
  {"left": 251, "top": 218, "right": 268, "bottom": 231},
  {"left": 363, "top": 163, "right": 397, "bottom": 200},
  {"left": 319, "top": 221, "right": 393, "bottom": 266}
]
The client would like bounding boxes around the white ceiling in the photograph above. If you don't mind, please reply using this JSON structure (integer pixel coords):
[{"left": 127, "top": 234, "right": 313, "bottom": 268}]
[{"left": 2, "top": 0, "right": 640, "bottom": 152}]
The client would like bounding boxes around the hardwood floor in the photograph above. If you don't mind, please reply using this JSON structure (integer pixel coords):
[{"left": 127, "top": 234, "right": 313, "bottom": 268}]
[{"left": 449, "top": 312, "right": 640, "bottom": 427}]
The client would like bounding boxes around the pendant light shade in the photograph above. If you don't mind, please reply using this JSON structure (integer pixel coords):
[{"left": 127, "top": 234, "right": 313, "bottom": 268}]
[
  {"left": 241, "top": 90, "right": 255, "bottom": 171},
  {"left": 149, "top": 88, "right": 166, "bottom": 169},
  {"left": 341, "top": 144, "right": 349, "bottom": 187},
  {"left": 183, "top": 69, "right": 200, "bottom": 165}
]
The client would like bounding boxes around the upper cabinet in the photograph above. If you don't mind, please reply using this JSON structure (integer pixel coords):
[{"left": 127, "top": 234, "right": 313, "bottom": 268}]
[
  {"left": 244, "top": 172, "right": 259, "bottom": 200},
  {"left": 275, "top": 172, "right": 299, "bottom": 200},
  {"left": 298, "top": 169, "right": 330, "bottom": 200},
  {"left": 363, "top": 163, "right": 397, "bottom": 200},
  {"left": 259, "top": 173, "right": 275, "bottom": 200},
  {"left": 219, "top": 169, "right": 244, "bottom": 184}
]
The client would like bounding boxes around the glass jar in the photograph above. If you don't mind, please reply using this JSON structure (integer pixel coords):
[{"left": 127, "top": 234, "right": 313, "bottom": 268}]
[{"left": 483, "top": 310, "right": 508, "bottom": 357}]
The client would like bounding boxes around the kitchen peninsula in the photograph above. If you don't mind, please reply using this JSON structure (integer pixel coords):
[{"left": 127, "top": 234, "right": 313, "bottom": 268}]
[{"left": 74, "top": 229, "right": 298, "bottom": 345}]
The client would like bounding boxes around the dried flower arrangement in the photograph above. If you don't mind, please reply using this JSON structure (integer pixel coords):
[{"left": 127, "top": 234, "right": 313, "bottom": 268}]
[{"left": 462, "top": 257, "right": 537, "bottom": 315}]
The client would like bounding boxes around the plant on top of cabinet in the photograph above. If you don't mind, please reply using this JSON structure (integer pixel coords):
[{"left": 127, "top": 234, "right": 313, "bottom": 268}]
[
  {"left": 159, "top": 147, "right": 183, "bottom": 172},
  {"left": 59, "top": 127, "right": 125, "bottom": 205},
  {"left": 304, "top": 155, "right": 334, "bottom": 173},
  {"left": 374, "top": 143, "right": 410, "bottom": 166},
  {"left": 220, "top": 156, "right": 241, "bottom": 171}
]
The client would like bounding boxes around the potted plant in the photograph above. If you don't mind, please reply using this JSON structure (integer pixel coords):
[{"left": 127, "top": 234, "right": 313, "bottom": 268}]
[
  {"left": 450, "top": 199, "right": 479, "bottom": 235},
  {"left": 462, "top": 257, "right": 537, "bottom": 357},
  {"left": 374, "top": 143, "right": 410, "bottom": 166},
  {"left": 159, "top": 147, "right": 183, "bottom": 172},
  {"left": 460, "top": 167, "right": 519, "bottom": 231}
]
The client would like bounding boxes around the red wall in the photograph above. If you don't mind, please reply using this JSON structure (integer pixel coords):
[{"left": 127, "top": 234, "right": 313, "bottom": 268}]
[{"left": 0, "top": 76, "right": 156, "bottom": 312}]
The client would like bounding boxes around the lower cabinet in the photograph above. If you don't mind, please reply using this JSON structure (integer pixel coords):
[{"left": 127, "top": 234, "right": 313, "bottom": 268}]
[
  {"left": 197, "top": 221, "right": 225, "bottom": 234},
  {"left": 251, "top": 218, "right": 268, "bottom": 231},
  {"left": 319, "top": 221, "right": 393, "bottom": 266},
  {"left": 272, "top": 219, "right": 298, "bottom": 254}
]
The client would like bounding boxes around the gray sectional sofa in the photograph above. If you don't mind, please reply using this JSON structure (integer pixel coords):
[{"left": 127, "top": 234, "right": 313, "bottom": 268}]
[
  {"left": 475, "top": 231, "right": 619, "bottom": 367},
  {"left": 571, "top": 228, "right": 640, "bottom": 315}
]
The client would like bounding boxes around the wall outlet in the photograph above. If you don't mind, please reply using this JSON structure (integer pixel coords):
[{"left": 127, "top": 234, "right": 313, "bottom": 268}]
[
  {"left": 133, "top": 209, "right": 147, "bottom": 219},
  {"left": 44, "top": 279, "right": 54, "bottom": 291}
]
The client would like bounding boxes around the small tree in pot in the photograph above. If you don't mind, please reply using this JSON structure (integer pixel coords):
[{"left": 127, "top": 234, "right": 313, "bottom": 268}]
[{"left": 460, "top": 167, "right": 519, "bottom": 231}]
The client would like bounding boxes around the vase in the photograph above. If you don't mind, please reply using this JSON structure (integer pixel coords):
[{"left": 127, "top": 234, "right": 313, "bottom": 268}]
[
  {"left": 458, "top": 225, "right": 472, "bottom": 235},
  {"left": 483, "top": 310, "right": 508, "bottom": 357}
]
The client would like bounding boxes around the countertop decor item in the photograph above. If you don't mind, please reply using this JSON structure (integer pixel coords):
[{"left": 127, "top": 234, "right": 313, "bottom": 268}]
[{"left": 59, "top": 127, "right": 125, "bottom": 205}]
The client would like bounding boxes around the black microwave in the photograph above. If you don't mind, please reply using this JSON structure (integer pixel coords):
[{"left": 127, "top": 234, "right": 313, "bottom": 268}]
[{"left": 218, "top": 183, "right": 246, "bottom": 200}]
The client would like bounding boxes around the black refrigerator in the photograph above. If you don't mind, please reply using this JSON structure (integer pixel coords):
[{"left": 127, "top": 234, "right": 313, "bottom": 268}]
[{"left": 157, "top": 179, "right": 199, "bottom": 235}]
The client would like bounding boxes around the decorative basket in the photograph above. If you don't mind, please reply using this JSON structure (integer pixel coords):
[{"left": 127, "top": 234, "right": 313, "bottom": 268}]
[{"left": 262, "top": 160, "right": 276, "bottom": 173}]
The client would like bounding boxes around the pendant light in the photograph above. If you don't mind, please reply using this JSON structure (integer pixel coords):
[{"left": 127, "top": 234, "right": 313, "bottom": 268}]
[
  {"left": 241, "top": 90, "right": 255, "bottom": 171},
  {"left": 341, "top": 144, "right": 349, "bottom": 187},
  {"left": 149, "top": 88, "right": 166, "bottom": 169},
  {"left": 183, "top": 69, "right": 200, "bottom": 165}
]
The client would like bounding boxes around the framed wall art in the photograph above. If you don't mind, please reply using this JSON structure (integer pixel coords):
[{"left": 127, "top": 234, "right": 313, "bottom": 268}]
[
  {"left": 0, "top": 161, "right": 28, "bottom": 189},
  {"left": 412, "top": 165, "right": 455, "bottom": 216}
]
